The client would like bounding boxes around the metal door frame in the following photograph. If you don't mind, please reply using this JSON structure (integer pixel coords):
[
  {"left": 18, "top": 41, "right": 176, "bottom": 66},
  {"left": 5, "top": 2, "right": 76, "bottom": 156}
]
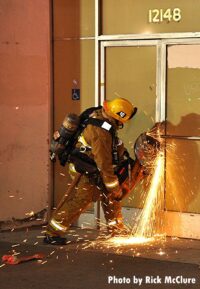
[
  {"left": 98, "top": 39, "right": 165, "bottom": 234},
  {"left": 96, "top": 38, "right": 200, "bottom": 239},
  {"left": 100, "top": 40, "right": 165, "bottom": 122}
]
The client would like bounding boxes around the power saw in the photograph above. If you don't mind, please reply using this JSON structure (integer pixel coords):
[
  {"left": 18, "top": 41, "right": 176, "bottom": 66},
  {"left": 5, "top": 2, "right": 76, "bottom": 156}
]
[{"left": 115, "top": 126, "right": 161, "bottom": 201}]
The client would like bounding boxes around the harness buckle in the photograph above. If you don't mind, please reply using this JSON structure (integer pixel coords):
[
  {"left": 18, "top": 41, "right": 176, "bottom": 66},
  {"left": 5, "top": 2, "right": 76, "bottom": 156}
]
[{"left": 80, "top": 145, "right": 87, "bottom": 153}]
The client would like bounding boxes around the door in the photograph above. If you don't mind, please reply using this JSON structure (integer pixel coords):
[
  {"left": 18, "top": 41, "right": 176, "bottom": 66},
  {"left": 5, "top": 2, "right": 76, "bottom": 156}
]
[
  {"left": 164, "top": 41, "right": 200, "bottom": 239},
  {"left": 100, "top": 39, "right": 200, "bottom": 239},
  {"left": 100, "top": 40, "right": 161, "bottom": 229}
]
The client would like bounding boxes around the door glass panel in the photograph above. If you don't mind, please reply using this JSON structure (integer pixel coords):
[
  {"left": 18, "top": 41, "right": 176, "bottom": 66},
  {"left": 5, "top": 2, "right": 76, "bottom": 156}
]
[
  {"left": 166, "top": 139, "right": 200, "bottom": 214},
  {"left": 105, "top": 45, "right": 157, "bottom": 208},
  {"left": 166, "top": 44, "right": 200, "bottom": 213},
  {"left": 166, "top": 45, "right": 200, "bottom": 136}
]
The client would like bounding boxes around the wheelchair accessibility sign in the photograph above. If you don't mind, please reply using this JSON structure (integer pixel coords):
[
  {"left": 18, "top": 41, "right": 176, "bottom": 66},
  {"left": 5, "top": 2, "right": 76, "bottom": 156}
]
[{"left": 72, "top": 89, "right": 80, "bottom": 100}]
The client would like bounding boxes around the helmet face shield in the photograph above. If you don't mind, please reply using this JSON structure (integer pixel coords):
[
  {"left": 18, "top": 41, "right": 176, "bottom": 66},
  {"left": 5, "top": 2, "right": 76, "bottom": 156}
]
[{"left": 103, "top": 98, "right": 137, "bottom": 123}]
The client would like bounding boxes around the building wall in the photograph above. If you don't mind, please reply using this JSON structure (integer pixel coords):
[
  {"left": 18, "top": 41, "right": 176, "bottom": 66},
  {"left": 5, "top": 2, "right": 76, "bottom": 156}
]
[
  {"left": 0, "top": 0, "right": 51, "bottom": 228},
  {"left": 53, "top": 0, "right": 95, "bottom": 206}
]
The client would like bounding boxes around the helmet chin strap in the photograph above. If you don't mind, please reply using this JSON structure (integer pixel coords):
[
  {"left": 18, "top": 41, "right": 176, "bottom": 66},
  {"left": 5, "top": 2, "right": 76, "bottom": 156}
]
[{"left": 116, "top": 121, "right": 124, "bottom": 129}]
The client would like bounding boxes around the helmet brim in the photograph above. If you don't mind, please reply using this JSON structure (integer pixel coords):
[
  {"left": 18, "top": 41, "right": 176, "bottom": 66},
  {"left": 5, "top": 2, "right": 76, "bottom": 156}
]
[{"left": 129, "top": 107, "right": 138, "bottom": 120}]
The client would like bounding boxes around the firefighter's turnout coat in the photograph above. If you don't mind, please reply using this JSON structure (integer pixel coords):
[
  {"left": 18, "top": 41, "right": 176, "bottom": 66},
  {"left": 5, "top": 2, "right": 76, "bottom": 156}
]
[{"left": 48, "top": 108, "right": 125, "bottom": 235}]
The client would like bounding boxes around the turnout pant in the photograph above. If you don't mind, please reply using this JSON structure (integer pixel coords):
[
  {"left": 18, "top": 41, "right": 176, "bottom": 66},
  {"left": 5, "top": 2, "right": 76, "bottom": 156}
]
[{"left": 47, "top": 173, "right": 122, "bottom": 236}]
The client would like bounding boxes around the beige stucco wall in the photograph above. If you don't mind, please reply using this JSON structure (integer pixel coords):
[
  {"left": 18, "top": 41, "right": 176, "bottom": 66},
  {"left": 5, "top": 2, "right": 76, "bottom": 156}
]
[{"left": 0, "top": 0, "right": 51, "bottom": 228}]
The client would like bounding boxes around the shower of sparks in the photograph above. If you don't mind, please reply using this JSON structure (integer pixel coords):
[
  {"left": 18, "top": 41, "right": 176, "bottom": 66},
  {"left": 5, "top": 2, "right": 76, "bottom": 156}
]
[
  {"left": 106, "top": 151, "right": 165, "bottom": 247},
  {"left": 134, "top": 152, "right": 164, "bottom": 238}
]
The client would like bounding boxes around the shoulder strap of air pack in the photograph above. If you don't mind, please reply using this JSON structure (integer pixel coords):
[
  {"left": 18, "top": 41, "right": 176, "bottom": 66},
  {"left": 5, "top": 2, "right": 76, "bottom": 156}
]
[
  {"left": 79, "top": 108, "right": 119, "bottom": 164},
  {"left": 79, "top": 105, "right": 115, "bottom": 136},
  {"left": 85, "top": 118, "right": 115, "bottom": 136},
  {"left": 85, "top": 117, "right": 119, "bottom": 164}
]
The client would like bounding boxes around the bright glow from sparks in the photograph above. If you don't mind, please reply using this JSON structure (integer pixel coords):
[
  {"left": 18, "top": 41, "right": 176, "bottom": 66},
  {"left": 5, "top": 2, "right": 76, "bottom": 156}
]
[
  {"left": 91, "top": 151, "right": 165, "bottom": 249},
  {"left": 157, "top": 250, "right": 166, "bottom": 256},
  {"left": 134, "top": 152, "right": 164, "bottom": 238},
  {"left": 109, "top": 236, "right": 154, "bottom": 245},
  {"left": 105, "top": 152, "right": 165, "bottom": 247}
]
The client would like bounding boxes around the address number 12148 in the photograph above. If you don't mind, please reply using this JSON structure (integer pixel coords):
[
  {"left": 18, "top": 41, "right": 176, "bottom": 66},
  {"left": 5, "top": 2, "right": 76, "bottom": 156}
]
[{"left": 148, "top": 8, "right": 182, "bottom": 23}]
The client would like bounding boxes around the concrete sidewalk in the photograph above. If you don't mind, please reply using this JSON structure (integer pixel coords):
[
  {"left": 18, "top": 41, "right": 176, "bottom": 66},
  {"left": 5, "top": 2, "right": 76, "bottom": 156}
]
[{"left": 0, "top": 227, "right": 200, "bottom": 289}]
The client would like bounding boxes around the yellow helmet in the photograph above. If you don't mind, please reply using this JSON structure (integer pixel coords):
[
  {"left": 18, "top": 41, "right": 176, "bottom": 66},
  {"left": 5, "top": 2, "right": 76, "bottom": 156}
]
[{"left": 103, "top": 97, "right": 137, "bottom": 123}]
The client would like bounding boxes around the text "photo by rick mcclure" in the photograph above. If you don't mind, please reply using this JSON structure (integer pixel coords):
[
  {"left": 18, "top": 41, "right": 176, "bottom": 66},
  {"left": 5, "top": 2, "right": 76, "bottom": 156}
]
[{"left": 108, "top": 275, "right": 197, "bottom": 286}]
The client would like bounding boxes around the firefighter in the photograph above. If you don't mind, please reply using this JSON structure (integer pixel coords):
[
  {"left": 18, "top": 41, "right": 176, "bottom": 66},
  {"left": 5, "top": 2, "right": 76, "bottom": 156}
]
[{"left": 44, "top": 97, "right": 137, "bottom": 245}]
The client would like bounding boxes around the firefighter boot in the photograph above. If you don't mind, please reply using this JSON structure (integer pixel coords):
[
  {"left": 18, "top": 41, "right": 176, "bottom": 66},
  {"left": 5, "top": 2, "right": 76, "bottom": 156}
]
[{"left": 43, "top": 231, "right": 67, "bottom": 245}]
